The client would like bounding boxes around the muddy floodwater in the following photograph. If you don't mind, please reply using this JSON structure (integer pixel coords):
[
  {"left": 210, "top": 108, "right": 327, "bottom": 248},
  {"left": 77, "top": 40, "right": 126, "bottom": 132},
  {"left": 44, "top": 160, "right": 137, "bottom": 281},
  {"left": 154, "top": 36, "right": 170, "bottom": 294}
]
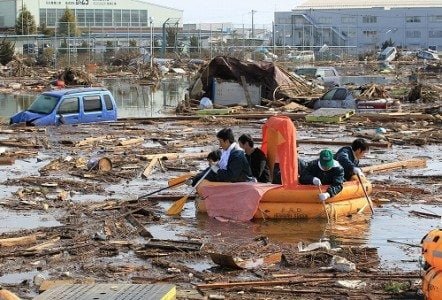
[
  {"left": 0, "top": 79, "right": 440, "bottom": 299},
  {"left": 0, "top": 77, "right": 188, "bottom": 119}
]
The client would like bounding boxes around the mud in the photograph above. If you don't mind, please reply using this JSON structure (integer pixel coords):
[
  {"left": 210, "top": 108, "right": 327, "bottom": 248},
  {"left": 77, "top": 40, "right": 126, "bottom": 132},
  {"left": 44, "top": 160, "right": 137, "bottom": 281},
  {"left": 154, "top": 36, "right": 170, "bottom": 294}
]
[{"left": 0, "top": 114, "right": 440, "bottom": 299}]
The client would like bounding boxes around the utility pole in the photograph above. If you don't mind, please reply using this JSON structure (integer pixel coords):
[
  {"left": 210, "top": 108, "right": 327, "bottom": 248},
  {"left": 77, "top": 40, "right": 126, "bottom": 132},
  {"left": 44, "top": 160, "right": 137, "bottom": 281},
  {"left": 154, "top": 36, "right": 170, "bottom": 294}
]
[
  {"left": 21, "top": 0, "right": 24, "bottom": 35},
  {"left": 251, "top": 10, "right": 256, "bottom": 38}
]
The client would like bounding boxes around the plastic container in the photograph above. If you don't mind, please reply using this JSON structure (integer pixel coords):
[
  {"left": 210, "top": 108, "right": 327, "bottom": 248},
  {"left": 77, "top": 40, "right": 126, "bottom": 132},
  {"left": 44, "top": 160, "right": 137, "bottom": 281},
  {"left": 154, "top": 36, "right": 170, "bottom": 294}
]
[
  {"left": 422, "top": 267, "right": 442, "bottom": 300},
  {"left": 422, "top": 229, "right": 442, "bottom": 270}
]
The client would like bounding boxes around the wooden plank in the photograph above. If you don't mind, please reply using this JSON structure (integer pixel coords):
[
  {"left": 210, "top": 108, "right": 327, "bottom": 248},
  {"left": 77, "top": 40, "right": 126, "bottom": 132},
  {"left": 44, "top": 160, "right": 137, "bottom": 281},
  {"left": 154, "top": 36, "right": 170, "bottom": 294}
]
[
  {"left": 0, "top": 156, "right": 16, "bottom": 165},
  {"left": 26, "top": 237, "right": 60, "bottom": 251},
  {"left": 125, "top": 214, "right": 153, "bottom": 238},
  {"left": 240, "top": 76, "right": 253, "bottom": 108},
  {"left": 0, "top": 234, "right": 37, "bottom": 247},
  {"left": 142, "top": 156, "right": 159, "bottom": 178},
  {"left": 118, "top": 137, "right": 144, "bottom": 146},
  {"left": 140, "top": 152, "right": 208, "bottom": 161},
  {"left": 197, "top": 277, "right": 310, "bottom": 289},
  {"left": 361, "top": 158, "right": 427, "bottom": 173},
  {"left": 76, "top": 136, "right": 110, "bottom": 147},
  {"left": 39, "top": 278, "right": 95, "bottom": 293}
]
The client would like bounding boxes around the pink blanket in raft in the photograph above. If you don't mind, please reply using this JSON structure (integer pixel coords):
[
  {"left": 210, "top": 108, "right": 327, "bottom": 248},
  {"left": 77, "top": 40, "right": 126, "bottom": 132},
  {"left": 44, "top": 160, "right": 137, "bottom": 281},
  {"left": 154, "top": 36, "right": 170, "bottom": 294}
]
[{"left": 199, "top": 182, "right": 278, "bottom": 221}]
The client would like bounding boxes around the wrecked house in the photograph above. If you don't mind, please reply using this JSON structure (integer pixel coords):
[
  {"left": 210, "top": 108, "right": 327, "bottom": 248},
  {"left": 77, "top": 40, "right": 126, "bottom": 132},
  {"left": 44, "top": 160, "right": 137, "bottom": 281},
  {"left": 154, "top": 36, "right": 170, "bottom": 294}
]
[{"left": 188, "top": 56, "right": 312, "bottom": 106}]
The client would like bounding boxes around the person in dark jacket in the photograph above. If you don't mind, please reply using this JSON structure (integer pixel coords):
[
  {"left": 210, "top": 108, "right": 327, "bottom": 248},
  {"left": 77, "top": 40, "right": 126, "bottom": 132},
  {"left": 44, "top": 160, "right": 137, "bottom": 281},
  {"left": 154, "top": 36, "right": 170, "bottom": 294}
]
[
  {"left": 334, "top": 138, "right": 369, "bottom": 180},
  {"left": 238, "top": 134, "right": 270, "bottom": 183},
  {"left": 299, "top": 149, "right": 345, "bottom": 201},
  {"left": 191, "top": 128, "right": 253, "bottom": 185}
]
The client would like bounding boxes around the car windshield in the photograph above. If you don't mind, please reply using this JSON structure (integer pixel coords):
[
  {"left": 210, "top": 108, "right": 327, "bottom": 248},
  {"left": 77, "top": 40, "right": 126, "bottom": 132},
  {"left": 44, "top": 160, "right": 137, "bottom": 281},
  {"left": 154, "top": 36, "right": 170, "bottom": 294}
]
[
  {"left": 27, "top": 94, "right": 60, "bottom": 114},
  {"left": 295, "top": 68, "right": 317, "bottom": 77}
]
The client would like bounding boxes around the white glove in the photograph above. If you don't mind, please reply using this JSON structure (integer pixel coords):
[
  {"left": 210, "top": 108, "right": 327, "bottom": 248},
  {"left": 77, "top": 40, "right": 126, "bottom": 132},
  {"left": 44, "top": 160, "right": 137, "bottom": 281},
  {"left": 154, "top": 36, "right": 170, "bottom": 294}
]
[
  {"left": 353, "top": 167, "right": 363, "bottom": 176},
  {"left": 312, "top": 177, "right": 322, "bottom": 186},
  {"left": 319, "top": 192, "right": 330, "bottom": 202},
  {"left": 210, "top": 165, "right": 219, "bottom": 174},
  {"left": 184, "top": 178, "right": 193, "bottom": 186}
]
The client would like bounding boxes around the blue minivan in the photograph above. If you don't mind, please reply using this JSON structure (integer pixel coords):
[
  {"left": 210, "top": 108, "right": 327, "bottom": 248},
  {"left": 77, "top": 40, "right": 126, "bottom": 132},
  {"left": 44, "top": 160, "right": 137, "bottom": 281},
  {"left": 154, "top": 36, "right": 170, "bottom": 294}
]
[{"left": 10, "top": 88, "right": 117, "bottom": 126}]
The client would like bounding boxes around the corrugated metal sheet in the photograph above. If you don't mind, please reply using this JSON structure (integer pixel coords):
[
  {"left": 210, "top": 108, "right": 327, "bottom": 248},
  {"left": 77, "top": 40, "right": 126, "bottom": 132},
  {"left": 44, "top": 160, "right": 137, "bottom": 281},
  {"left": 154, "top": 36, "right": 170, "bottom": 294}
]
[
  {"left": 297, "top": 0, "right": 442, "bottom": 9},
  {"left": 34, "top": 284, "right": 176, "bottom": 300}
]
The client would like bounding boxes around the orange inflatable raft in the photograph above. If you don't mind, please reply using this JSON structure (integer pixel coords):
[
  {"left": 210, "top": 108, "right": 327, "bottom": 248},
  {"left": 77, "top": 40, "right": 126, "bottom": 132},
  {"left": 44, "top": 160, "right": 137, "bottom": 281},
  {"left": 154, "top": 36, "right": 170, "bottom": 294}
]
[{"left": 196, "top": 179, "right": 372, "bottom": 219}]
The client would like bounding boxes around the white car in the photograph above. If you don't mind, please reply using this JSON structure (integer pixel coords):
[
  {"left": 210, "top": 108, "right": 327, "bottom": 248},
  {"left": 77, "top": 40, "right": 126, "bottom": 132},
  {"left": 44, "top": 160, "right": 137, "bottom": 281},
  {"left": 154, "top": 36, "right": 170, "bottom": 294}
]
[{"left": 417, "top": 50, "right": 440, "bottom": 60}]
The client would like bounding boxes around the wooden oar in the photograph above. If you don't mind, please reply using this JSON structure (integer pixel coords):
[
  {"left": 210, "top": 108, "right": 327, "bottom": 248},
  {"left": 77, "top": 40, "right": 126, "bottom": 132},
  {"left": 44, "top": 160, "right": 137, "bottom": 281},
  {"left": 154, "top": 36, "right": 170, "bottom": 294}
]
[
  {"left": 318, "top": 185, "right": 330, "bottom": 223},
  {"left": 357, "top": 173, "right": 374, "bottom": 214},
  {"left": 137, "top": 173, "right": 193, "bottom": 200},
  {"left": 167, "top": 168, "right": 212, "bottom": 216},
  {"left": 167, "top": 172, "right": 194, "bottom": 187}
]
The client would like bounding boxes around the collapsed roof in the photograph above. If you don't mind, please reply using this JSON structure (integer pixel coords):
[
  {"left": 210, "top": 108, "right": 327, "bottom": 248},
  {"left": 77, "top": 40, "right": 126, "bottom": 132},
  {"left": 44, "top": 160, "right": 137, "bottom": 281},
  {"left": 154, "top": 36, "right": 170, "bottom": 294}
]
[{"left": 189, "top": 56, "right": 312, "bottom": 101}]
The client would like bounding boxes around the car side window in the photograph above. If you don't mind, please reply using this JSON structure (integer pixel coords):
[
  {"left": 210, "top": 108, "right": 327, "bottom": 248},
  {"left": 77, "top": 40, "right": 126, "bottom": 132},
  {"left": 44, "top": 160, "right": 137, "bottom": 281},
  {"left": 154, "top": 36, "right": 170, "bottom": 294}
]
[
  {"left": 58, "top": 97, "right": 79, "bottom": 114},
  {"left": 316, "top": 69, "right": 325, "bottom": 77},
  {"left": 333, "top": 88, "right": 347, "bottom": 100},
  {"left": 322, "top": 89, "right": 337, "bottom": 100},
  {"left": 83, "top": 95, "right": 102, "bottom": 112},
  {"left": 103, "top": 95, "right": 113, "bottom": 110},
  {"left": 324, "top": 69, "right": 335, "bottom": 76}
]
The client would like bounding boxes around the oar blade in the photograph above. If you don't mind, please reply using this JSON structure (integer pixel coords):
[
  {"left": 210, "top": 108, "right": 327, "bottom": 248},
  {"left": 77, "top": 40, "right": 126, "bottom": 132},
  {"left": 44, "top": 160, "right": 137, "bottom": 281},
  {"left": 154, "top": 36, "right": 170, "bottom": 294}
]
[
  {"left": 168, "top": 173, "right": 193, "bottom": 187},
  {"left": 166, "top": 195, "right": 189, "bottom": 216}
]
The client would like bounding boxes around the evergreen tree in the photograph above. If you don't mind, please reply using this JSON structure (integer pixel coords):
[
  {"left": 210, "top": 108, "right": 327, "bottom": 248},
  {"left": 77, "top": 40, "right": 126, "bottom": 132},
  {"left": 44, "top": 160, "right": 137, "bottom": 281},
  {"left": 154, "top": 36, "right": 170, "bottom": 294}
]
[
  {"left": 189, "top": 36, "right": 198, "bottom": 53},
  {"left": 381, "top": 38, "right": 395, "bottom": 50},
  {"left": 38, "top": 22, "right": 54, "bottom": 37},
  {"left": 15, "top": 5, "right": 36, "bottom": 35},
  {"left": 0, "top": 38, "right": 15, "bottom": 65},
  {"left": 57, "top": 8, "right": 78, "bottom": 37}
]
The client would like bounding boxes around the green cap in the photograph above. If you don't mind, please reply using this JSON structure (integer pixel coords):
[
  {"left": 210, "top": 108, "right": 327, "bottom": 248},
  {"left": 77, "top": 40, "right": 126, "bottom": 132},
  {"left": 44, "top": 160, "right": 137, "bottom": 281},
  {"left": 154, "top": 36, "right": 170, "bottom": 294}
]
[{"left": 319, "top": 149, "right": 334, "bottom": 169}]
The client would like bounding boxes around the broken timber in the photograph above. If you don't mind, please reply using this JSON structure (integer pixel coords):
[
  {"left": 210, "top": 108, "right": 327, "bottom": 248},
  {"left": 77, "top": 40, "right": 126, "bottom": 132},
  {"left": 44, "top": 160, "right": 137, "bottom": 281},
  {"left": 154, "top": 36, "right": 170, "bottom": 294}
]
[{"left": 361, "top": 158, "right": 427, "bottom": 173}]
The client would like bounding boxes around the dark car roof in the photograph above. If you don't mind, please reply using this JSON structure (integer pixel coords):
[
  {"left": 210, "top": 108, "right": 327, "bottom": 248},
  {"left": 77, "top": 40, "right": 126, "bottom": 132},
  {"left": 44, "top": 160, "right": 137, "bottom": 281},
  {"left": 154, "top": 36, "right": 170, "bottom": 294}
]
[{"left": 43, "top": 87, "right": 109, "bottom": 97}]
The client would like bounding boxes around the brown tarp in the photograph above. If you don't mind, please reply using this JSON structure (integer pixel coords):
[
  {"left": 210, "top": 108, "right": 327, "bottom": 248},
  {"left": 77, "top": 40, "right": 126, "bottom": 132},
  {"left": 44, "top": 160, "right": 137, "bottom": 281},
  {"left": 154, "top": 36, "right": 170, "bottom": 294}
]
[{"left": 189, "top": 56, "right": 311, "bottom": 101}]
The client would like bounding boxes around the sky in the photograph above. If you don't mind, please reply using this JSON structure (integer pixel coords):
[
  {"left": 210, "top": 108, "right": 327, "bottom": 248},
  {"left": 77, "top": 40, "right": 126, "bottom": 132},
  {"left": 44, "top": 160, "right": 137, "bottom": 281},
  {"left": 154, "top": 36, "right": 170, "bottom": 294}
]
[{"left": 147, "top": 0, "right": 302, "bottom": 25}]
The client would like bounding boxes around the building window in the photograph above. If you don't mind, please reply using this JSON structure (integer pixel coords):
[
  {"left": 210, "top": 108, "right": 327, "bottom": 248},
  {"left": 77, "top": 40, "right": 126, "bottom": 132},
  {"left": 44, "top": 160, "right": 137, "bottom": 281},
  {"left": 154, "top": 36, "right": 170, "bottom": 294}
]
[
  {"left": 47, "top": 9, "right": 56, "bottom": 26},
  {"left": 113, "top": 10, "right": 122, "bottom": 26},
  {"left": 122, "top": 10, "right": 131, "bottom": 26},
  {"left": 39, "top": 10, "right": 46, "bottom": 26},
  {"left": 362, "top": 16, "right": 377, "bottom": 23},
  {"left": 342, "top": 30, "right": 356, "bottom": 38},
  {"left": 131, "top": 10, "right": 140, "bottom": 26},
  {"left": 429, "top": 30, "right": 442, "bottom": 38},
  {"left": 406, "top": 31, "right": 421, "bottom": 38},
  {"left": 95, "top": 9, "right": 103, "bottom": 27},
  {"left": 318, "top": 17, "right": 332, "bottom": 24},
  {"left": 429, "top": 15, "right": 442, "bottom": 22},
  {"left": 104, "top": 10, "right": 112, "bottom": 26},
  {"left": 363, "top": 30, "right": 377, "bottom": 38},
  {"left": 86, "top": 10, "right": 94, "bottom": 26},
  {"left": 406, "top": 16, "right": 421, "bottom": 23},
  {"left": 140, "top": 10, "right": 147, "bottom": 26},
  {"left": 76, "top": 9, "right": 85, "bottom": 26},
  {"left": 341, "top": 16, "right": 356, "bottom": 23}
]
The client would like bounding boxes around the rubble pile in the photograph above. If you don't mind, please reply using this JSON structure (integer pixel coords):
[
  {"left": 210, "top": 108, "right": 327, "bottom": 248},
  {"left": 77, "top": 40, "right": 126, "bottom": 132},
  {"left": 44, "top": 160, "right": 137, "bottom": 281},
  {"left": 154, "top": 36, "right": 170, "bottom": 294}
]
[{"left": 407, "top": 83, "right": 442, "bottom": 102}]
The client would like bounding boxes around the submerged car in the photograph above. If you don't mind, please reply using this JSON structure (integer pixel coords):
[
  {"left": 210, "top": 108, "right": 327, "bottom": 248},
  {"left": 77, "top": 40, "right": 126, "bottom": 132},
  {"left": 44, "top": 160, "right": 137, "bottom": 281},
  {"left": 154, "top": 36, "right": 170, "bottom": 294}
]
[
  {"left": 417, "top": 50, "right": 440, "bottom": 60},
  {"left": 309, "top": 87, "right": 401, "bottom": 112},
  {"left": 10, "top": 87, "right": 117, "bottom": 126},
  {"left": 294, "top": 66, "right": 341, "bottom": 89}
]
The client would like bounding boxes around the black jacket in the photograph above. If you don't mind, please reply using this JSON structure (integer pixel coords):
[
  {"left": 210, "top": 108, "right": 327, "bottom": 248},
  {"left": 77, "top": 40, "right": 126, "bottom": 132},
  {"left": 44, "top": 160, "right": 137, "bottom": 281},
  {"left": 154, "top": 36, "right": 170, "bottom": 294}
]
[
  {"left": 247, "top": 148, "right": 270, "bottom": 183},
  {"left": 299, "top": 159, "right": 345, "bottom": 197},
  {"left": 193, "top": 148, "right": 253, "bottom": 185},
  {"left": 334, "top": 146, "right": 359, "bottom": 180}
]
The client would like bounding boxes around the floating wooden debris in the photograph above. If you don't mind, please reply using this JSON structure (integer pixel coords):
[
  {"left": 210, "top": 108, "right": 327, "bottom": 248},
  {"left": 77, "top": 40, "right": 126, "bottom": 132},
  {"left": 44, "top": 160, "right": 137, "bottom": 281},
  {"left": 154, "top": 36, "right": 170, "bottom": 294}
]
[
  {"left": 305, "top": 108, "right": 355, "bottom": 123},
  {"left": 210, "top": 252, "right": 282, "bottom": 270}
]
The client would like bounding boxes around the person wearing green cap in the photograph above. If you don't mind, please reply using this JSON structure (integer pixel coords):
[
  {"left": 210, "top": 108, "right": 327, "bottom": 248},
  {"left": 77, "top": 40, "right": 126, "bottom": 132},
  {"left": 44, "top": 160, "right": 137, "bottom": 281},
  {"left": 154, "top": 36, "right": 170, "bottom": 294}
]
[{"left": 299, "top": 149, "right": 345, "bottom": 201}]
